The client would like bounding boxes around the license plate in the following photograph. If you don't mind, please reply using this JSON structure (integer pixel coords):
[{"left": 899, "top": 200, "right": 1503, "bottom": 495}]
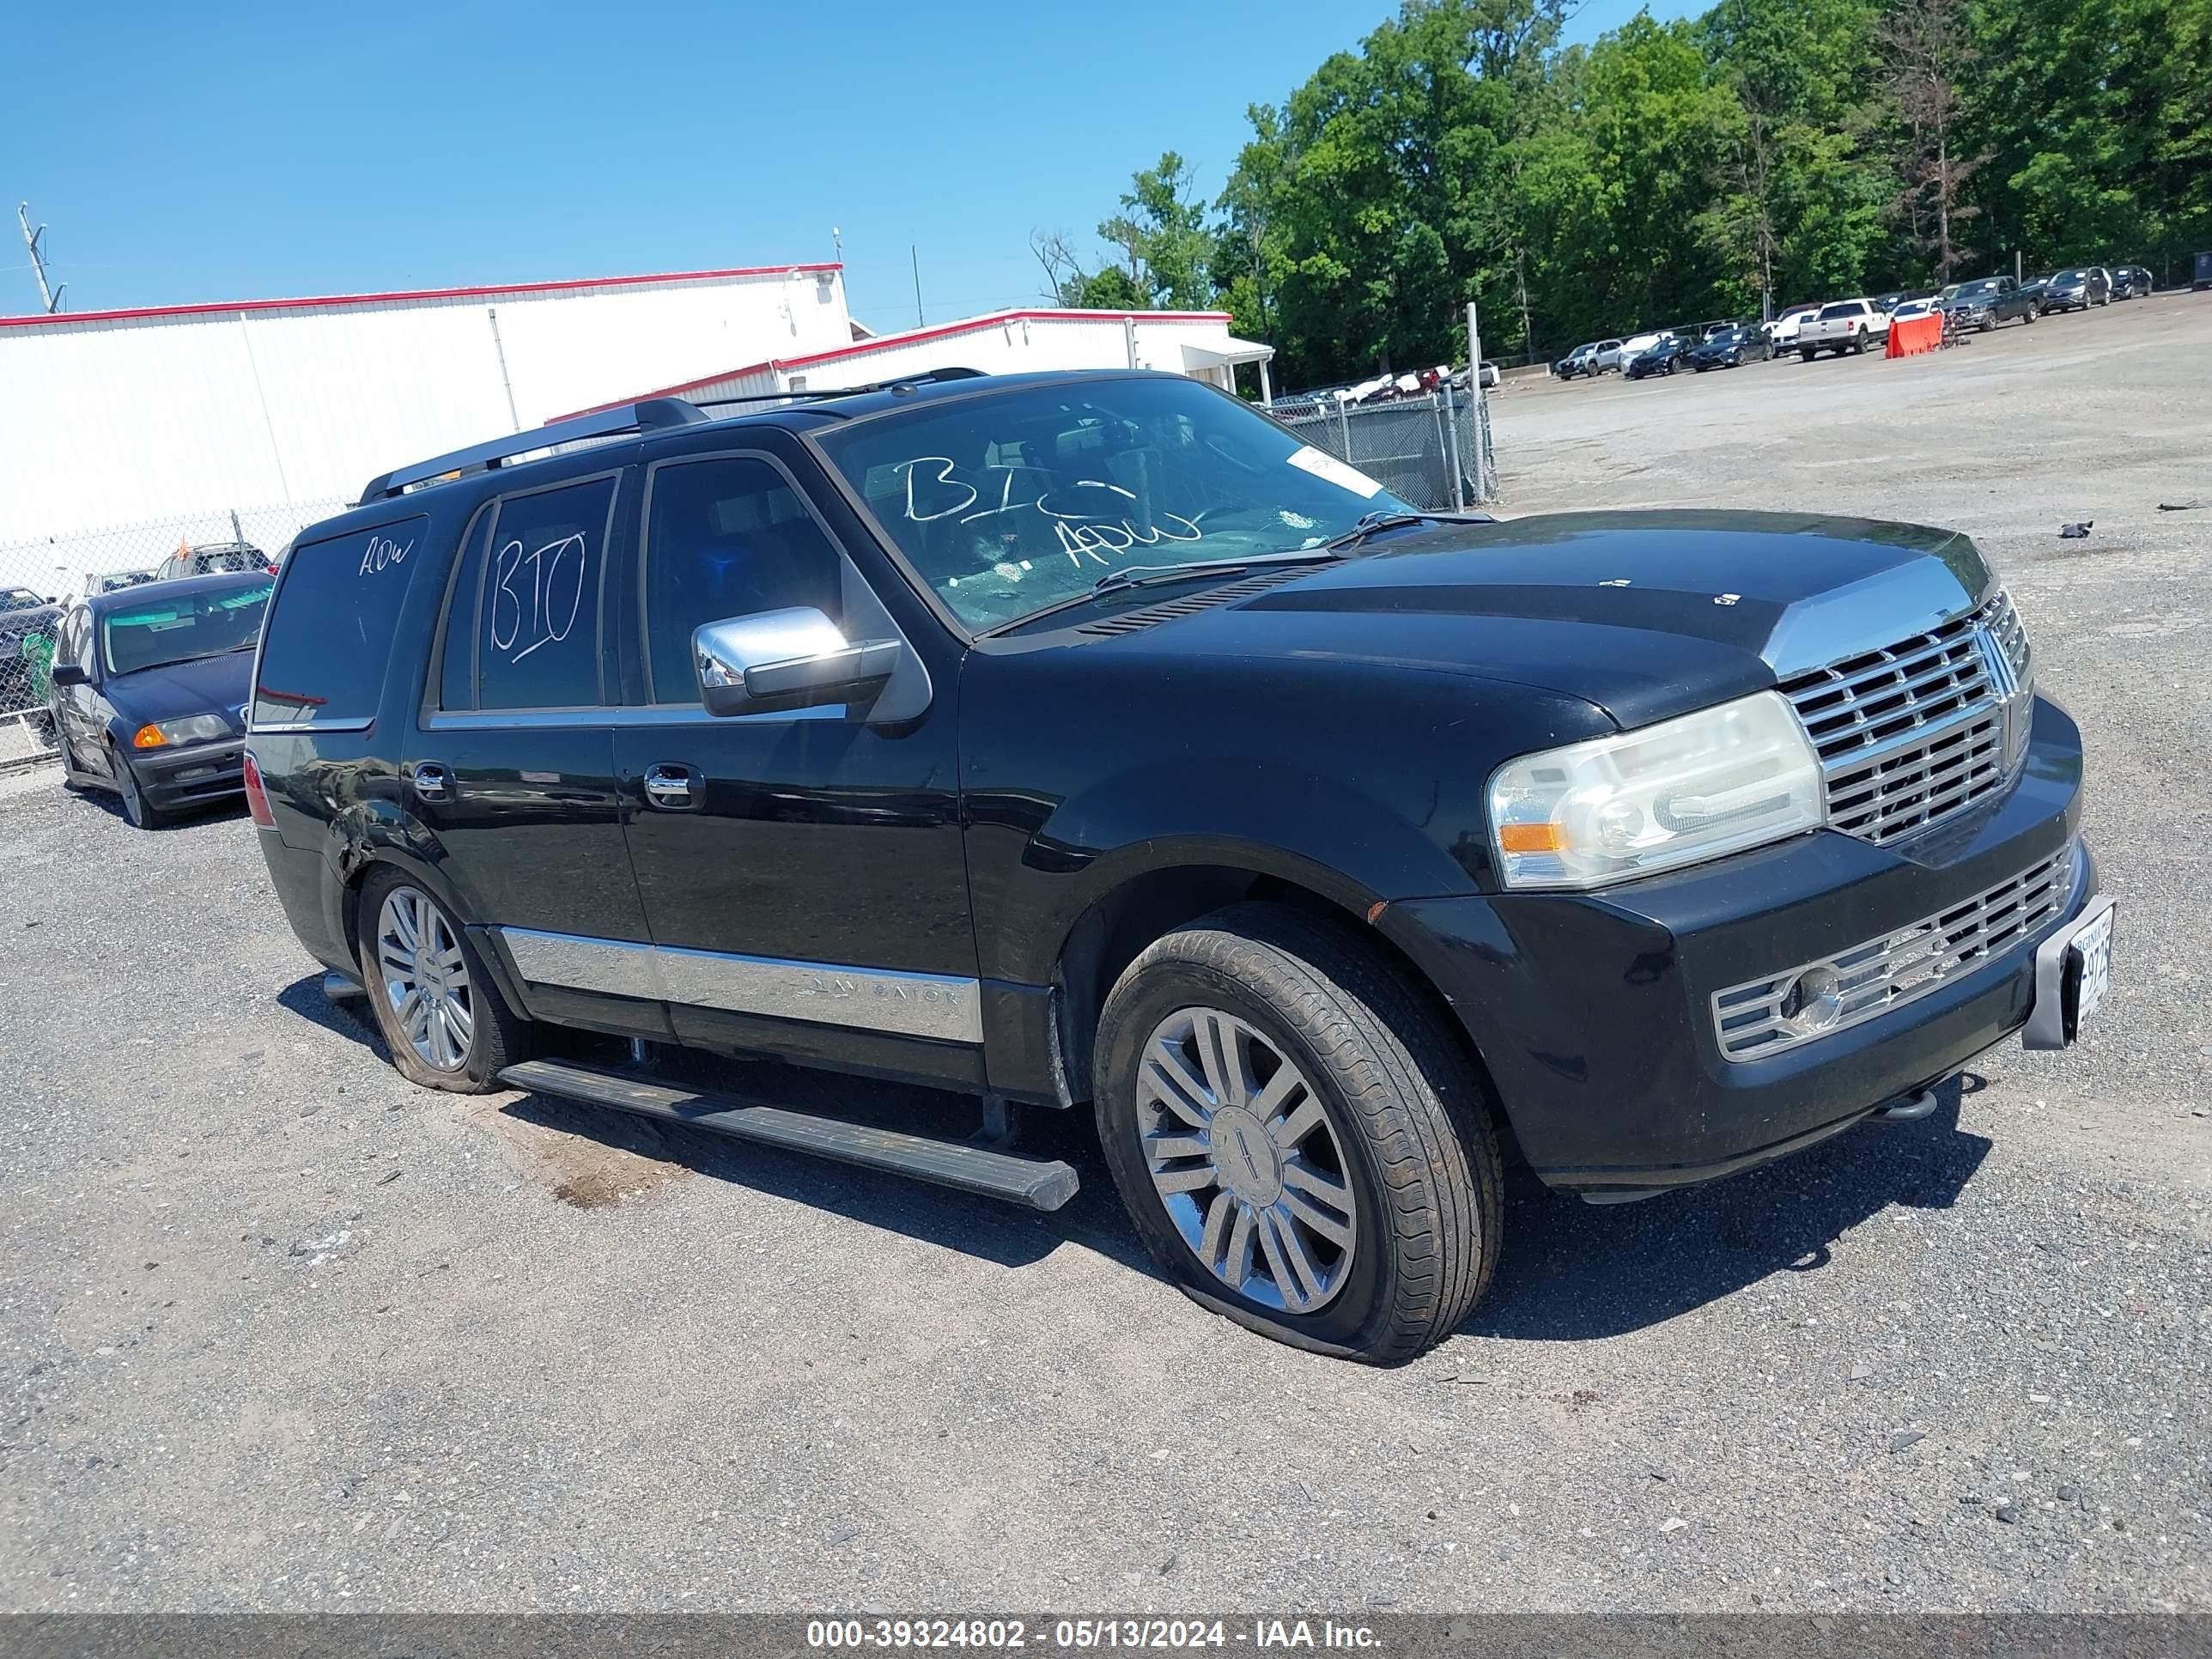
[{"left": 2070, "top": 903, "right": 2114, "bottom": 1030}]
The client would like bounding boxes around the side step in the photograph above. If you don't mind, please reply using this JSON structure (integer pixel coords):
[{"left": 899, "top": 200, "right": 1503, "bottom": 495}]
[{"left": 496, "top": 1059, "right": 1080, "bottom": 1212}]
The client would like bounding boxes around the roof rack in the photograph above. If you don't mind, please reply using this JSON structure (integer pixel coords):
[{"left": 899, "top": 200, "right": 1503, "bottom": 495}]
[
  {"left": 355, "top": 397, "right": 710, "bottom": 503},
  {"left": 355, "top": 368, "right": 992, "bottom": 503}
]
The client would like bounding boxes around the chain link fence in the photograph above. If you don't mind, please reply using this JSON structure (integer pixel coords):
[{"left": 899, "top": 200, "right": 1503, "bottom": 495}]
[
  {"left": 1267, "top": 384, "right": 1498, "bottom": 512},
  {"left": 0, "top": 500, "right": 347, "bottom": 771}
]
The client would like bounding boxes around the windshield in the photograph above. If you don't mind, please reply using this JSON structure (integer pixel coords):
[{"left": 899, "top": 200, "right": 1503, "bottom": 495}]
[
  {"left": 97, "top": 570, "right": 155, "bottom": 593},
  {"left": 0, "top": 587, "right": 45, "bottom": 613},
  {"left": 2053, "top": 270, "right": 2089, "bottom": 284},
  {"left": 1955, "top": 280, "right": 2002, "bottom": 298},
  {"left": 102, "top": 580, "right": 272, "bottom": 677},
  {"left": 814, "top": 376, "right": 1413, "bottom": 631},
  {"left": 1706, "top": 329, "right": 1745, "bottom": 344}
]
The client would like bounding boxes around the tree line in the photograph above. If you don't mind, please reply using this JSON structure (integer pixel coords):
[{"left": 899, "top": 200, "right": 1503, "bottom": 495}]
[{"left": 1032, "top": 0, "right": 2211, "bottom": 392}]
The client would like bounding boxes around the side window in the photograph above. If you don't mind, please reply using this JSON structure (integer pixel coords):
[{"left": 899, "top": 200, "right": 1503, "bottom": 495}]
[
  {"left": 642, "top": 457, "right": 847, "bottom": 705},
  {"left": 434, "top": 508, "right": 494, "bottom": 713},
  {"left": 475, "top": 477, "right": 618, "bottom": 711},
  {"left": 252, "top": 516, "right": 428, "bottom": 727}
]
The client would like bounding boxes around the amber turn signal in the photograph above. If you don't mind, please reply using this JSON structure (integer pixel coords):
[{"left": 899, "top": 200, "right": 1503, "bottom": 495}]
[{"left": 131, "top": 725, "right": 168, "bottom": 749}]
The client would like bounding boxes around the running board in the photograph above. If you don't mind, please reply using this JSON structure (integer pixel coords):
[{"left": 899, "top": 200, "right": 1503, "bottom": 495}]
[{"left": 496, "top": 1059, "right": 1080, "bottom": 1212}]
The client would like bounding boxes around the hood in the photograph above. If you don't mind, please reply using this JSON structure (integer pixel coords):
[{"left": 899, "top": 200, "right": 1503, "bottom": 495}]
[
  {"left": 102, "top": 649, "right": 255, "bottom": 732},
  {"left": 1091, "top": 509, "right": 1995, "bottom": 730}
]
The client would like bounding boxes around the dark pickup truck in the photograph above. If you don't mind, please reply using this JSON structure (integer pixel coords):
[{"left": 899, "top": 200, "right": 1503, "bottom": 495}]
[
  {"left": 245, "top": 368, "right": 2112, "bottom": 1364},
  {"left": 1943, "top": 276, "right": 2040, "bottom": 331}
]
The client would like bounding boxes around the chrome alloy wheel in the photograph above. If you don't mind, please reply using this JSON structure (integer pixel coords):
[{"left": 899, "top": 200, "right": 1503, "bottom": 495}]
[
  {"left": 374, "top": 886, "right": 474, "bottom": 1073},
  {"left": 1139, "top": 1006, "right": 1358, "bottom": 1313}
]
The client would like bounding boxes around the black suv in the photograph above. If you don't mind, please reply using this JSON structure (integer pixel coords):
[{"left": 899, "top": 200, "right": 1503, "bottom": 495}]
[{"left": 246, "top": 369, "right": 2111, "bottom": 1363}]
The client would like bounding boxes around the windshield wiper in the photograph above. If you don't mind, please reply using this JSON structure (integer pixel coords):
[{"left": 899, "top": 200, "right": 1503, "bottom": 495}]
[
  {"left": 975, "top": 550, "right": 1343, "bottom": 637},
  {"left": 1089, "top": 549, "right": 1346, "bottom": 598},
  {"left": 1322, "top": 507, "right": 1495, "bottom": 554}
]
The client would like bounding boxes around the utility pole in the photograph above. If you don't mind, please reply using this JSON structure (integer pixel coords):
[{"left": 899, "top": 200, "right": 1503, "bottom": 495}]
[{"left": 17, "top": 203, "right": 64, "bottom": 313}]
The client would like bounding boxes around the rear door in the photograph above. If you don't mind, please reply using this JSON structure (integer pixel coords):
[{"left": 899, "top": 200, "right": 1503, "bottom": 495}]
[
  {"left": 413, "top": 468, "right": 668, "bottom": 1042},
  {"left": 609, "top": 443, "right": 977, "bottom": 1089}
]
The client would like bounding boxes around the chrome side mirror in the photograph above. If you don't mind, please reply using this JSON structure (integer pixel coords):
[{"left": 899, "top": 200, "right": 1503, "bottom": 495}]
[{"left": 693, "top": 606, "right": 903, "bottom": 718}]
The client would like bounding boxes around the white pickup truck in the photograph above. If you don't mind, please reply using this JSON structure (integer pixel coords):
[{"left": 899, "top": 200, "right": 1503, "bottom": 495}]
[{"left": 1795, "top": 298, "right": 1892, "bottom": 359}]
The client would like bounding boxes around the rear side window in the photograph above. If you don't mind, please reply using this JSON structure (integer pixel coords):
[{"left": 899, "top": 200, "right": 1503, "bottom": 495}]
[
  {"left": 252, "top": 517, "right": 427, "bottom": 727},
  {"left": 439, "top": 476, "right": 617, "bottom": 712}
]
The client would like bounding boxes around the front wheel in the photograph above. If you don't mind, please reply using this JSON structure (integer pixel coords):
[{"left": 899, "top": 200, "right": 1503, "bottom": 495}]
[
  {"left": 1094, "top": 904, "right": 1503, "bottom": 1364},
  {"left": 357, "top": 868, "right": 530, "bottom": 1092},
  {"left": 107, "top": 741, "right": 168, "bottom": 830}
]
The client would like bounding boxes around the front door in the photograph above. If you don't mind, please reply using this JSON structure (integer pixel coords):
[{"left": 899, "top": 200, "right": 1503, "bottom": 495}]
[
  {"left": 610, "top": 449, "right": 979, "bottom": 1089},
  {"left": 410, "top": 470, "right": 667, "bottom": 1042}
]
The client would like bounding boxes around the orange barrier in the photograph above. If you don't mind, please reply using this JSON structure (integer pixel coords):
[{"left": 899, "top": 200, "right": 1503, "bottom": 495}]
[{"left": 1887, "top": 312, "right": 1942, "bottom": 357}]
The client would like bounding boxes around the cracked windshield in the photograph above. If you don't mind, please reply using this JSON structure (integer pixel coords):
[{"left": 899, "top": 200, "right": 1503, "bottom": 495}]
[{"left": 817, "top": 375, "right": 1411, "bottom": 630}]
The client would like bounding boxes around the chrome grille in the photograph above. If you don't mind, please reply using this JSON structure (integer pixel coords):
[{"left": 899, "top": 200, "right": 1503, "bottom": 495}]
[
  {"left": 1780, "top": 591, "right": 2033, "bottom": 846},
  {"left": 1712, "top": 841, "right": 2077, "bottom": 1061}
]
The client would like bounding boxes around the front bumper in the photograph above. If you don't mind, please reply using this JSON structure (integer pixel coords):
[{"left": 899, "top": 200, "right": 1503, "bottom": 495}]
[
  {"left": 1384, "top": 696, "right": 2090, "bottom": 1198},
  {"left": 129, "top": 737, "right": 246, "bottom": 811}
]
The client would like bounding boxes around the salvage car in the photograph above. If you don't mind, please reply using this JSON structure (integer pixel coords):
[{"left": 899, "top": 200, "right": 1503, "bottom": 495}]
[
  {"left": 1943, "top": 276, "right": 2040, "bottom": 331},
  {"left": 1552, "top": 343, "right": 1601, "bottom": 379},
  {"left": 245, "top": 368, "right": 2108, "bottom": 1364},
  {"left": 1682, "top": 324, "right": 1771, "bottom": 370},
  {"left": 1796, "top": 299, "right": 1891, "bottom": 358},
  {"left": 1623, "top": 335, "right": 1691, "bottom": 379},
  {"left": 2041, "top": 268, "right": 2109, "bottom": 312},
  {"left": 2106, "top": 264, "right": 2153, "bottom": 300},
  {"left": 153, "top": 539, "right": 276, "bottom": 583},
  {"left": 48, "top": 570, "right": 271, "bottom": 828}
]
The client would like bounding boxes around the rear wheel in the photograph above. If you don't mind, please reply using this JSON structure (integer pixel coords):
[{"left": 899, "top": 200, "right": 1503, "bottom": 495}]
[
  {"left": 356, "top": 867, "right": 529, "bottom": 1093},
  {"left": 1094, "top": 904, "right": 1502, "bottom": 1364},
  {"left": 1800, "top": 348, "right": 1816, "bottom": 362}
]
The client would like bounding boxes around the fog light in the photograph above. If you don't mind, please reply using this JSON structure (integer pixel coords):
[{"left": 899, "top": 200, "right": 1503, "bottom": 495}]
[{"left": 1778, "top": 965, "right": 1844, "bottom": 1036}]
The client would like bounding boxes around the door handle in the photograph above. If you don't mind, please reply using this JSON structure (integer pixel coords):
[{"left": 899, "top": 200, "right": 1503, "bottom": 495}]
[
  {"left": 643, "top": 763, "right": 701, "bottom": 810},
  {"left": 411, "top": 761, "right": 453, "bottom": 803}
]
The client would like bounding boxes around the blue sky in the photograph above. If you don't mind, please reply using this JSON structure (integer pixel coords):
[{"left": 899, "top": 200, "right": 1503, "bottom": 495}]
[{"left": 10, "top": 0, "right": 1686, "bottom": 328}]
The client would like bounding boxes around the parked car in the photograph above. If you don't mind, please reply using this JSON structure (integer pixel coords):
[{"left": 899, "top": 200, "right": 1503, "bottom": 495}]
[
  {"left": 2016, "top": 272, "right": 2054, "bottom": 310},
  {"left": 1943, "top": 276, "right": 2041, "bottom": 331},
  {"left": 2107, "top": 265, "right": 2153, "bottom": 300},
  {"left": 1763, "top": 304, "right": 1820, "bottom": 354},
  {"left": 2042, "top": 268, "right": 2109, "bottom": 311},
  {"left": 1796, "top": 298, "right": 1892, "bottom": 358},
  {"left": 1888, "top": 298, "right": 1942, "bottom": 323},
  {"left": 1589, "top": 337, "right": 1626, "bottom": 373},
  {"left": 47, "top": 569, "right": 272, "bottom": 829},
  {"left": 1553, "top": 343, "right": 1602, "bottom": 380},
  {"left": 153, "top": 540, "right": 275, "bottom": 583},
  {"left": 59, "top": 567, "right": 160, "bottom": 604},
  {"left": 243, "top": 368, "right": 2108, "bottom": 1364},
  {"left": 1683, "top": 324, "right": 1771, "bottom": 370},
  {"left": 1614, "top": 331, "right": 1677, "bottom": 373},
  {"left": 1, "top": 586, "right": 64, "bottom": 710},
  {"left": 1623, "top": 335, "right": 1691, "bottom": 379}
]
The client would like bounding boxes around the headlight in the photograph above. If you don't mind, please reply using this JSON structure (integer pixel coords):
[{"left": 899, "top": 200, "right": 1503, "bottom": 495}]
[
  {"left": 132, "top": 714, "right": 232, "bottom": 749},
  {"left": 1488, "top": 690, "right": 1826, "bottom": 890}
]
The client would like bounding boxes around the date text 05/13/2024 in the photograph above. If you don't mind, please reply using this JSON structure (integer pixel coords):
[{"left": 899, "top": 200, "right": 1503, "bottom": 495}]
[{"left": 805, "top": 1619, "right": 1382, "bottom": 1650}]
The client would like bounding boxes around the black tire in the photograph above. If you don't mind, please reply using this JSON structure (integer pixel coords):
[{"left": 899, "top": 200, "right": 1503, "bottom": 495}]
[
  {"left": 1800, "top": 348, "right": 1816, "bottom": 362},
  {"left": 1980, "top": 313, "right": 1995, "bottom": 333},
  {"left": 107, "top": 740, "right": 168, "bottom": 830},
  {"left": 355, "top": 866, "right": 531, "bottom": 1093},
  {"left": 2023, "top": 306, "right": 2037, "bottom": 324},
  {"left": 1093, "top": 903, "right": 1503, "bottom": 1365}
]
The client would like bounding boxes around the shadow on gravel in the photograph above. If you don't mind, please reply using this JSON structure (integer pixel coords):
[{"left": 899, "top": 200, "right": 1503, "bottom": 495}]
[
  {"left": 495, "top": 1044, "right": 1147, "bottom": 1274},
  {"left": 1463, "top": 1072, "right": 1993, "bottom": 1342},
  {"left": 276, "top": 973, "right": 385, "bottom": 1048}
]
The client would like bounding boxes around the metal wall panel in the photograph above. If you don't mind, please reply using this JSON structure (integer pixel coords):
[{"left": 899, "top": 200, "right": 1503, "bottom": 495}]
[{"left": 0, "top": 269, "right": 853, "bottom": 547}]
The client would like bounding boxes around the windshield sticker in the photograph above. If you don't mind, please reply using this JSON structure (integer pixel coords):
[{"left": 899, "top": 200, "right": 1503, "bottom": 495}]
[
  {"left": 1279, "top": 509, "right": 1316, "bottom": 529},
  {"left": 1286, "top": 447, "right": 1385, "bottom": 498}
]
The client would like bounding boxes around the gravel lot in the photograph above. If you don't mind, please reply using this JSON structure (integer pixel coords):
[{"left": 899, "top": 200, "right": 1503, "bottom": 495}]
[{"left": 3, "top": 292, "right": 2209, "bottom": 1615}]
